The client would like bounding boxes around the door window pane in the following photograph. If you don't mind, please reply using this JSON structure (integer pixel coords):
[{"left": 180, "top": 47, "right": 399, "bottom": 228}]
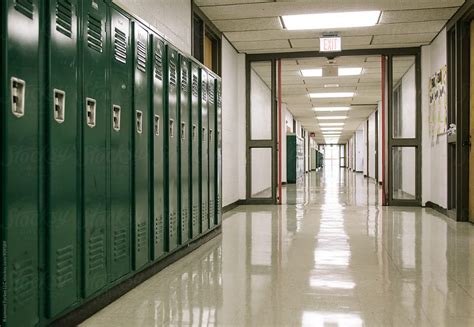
[
  {"left": 250, "top": 61, "right": 272, "bottom": 140},
  {"left": 392, "top": 56, "right": 416, "bottom": 139},
  {"left": 251, "top": 148, "right": 272, "bottom": 198},
  {"left": 392, "top": 147, "right": 416, "bottom": 200}
]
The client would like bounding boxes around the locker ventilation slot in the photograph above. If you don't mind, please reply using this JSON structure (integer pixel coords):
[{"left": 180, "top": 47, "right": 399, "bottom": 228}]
[
  {"left": 169, "top": 61, "right": 177, "bottom": 87},
  {"left": 88, "top": 233, "right": 105, "bottom": 273},
  {"left": 202, "top": 81, "right": 208, "bottom": 102},
  {"left": 14, "top": 0, "right": 34, "bottom": 19},
  {"left": 181, "top": 209, "right": 188, "bottom": 234},
  {"left": 181, "top": 67, "right": 188, "bottom": 92},
  {"left": 192, "top": 205, "right": 199, "bottom": 230},
  {"left": 12, "top": 258, "right": 34, "bottom": 309},
  {"left": 113, "top": 229, "right": 127, "bottom": 261},
  {"left": 136, "top": 41, "right": 147, "bottom": 72},
  {"left": 209, "top": 200, "right": 215, "bottom": 224},
  {"left": 55, "top": 245, "right": 74, "bottom": 288},
  {"left": 56, "top": 0, "right": 73, "bottom": 38},
  {"left": 169, "top": 212, "right": 177, "bottom": 238},
  {"left": 87, "top": 14, "right": 103, "bottom": 52},
  {"left": 154, "top": 215, "right": 163, "bottom": 246},
  {"left": 154, "top": 48, "right": 163, "bottom": 80},
  {"left": 136, "top": 222, "right": 147, "bottom": 252},
  {"left": 114, "top": 28, "right": 127, "bottom": 64},
  {"left": 209, "top": 82, "right": 215, "bottom": 104},
  {"left": 192, "top": 74, "right": 198, "bottom": 97}
]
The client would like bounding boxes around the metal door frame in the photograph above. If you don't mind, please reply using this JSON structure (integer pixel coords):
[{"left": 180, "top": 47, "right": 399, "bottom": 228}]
[
  {"left": 387, "top": 53, "right": 422, "bottom": 206},
  {"left": 245, "top": 58, "right": 277, "bottom": 204}
]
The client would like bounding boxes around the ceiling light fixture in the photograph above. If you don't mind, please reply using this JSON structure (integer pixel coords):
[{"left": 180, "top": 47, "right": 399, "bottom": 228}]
[
  {"left": 324, "top": 84, "right": 340, "bottom": 88},
  {"left": 321, "top": 127, "right": 343, "bottom": 131},
  {"left": 301, "top": 69, "right": 323, "bottom": 77},
  {"left": 319, "top": 122, "right": 345, "bottom": 126},
  {"left": 313, "top": 107, "right": 350, "bottom": 112},
  {"left": 317, "top": 116, "right": 347, "bottom": 120},
  {"left": 310, "top": 92, "right": 354, "bottom": 98},
  {"left": 281, "top": 11, "right": 381, "bottom": 30},
  {"left": 338, "top": 67, "right": 363, "bottom": 76}
]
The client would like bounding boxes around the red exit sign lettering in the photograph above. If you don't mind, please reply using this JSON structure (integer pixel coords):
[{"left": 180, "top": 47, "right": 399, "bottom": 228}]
[{"left": 320, "top": 37, "right": 341, "bottom": 52}]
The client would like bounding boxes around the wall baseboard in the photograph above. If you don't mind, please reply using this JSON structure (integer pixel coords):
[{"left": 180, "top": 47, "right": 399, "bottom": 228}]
[
  {"left": 223, "top": 199, "right": 246, "bottom": 213},
  {"left": 425, "top": 201, "right": 449, "bottom": 218}
]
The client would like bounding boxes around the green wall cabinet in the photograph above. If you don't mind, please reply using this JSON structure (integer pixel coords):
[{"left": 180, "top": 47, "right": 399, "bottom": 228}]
[{"left": 287, "top": 134, "right": 304, "bottom": 183}]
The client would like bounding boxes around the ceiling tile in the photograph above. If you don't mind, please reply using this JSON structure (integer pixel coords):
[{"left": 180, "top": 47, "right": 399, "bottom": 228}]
[
  {"left": 214, "top": 17, "right": 281, "bottom": 32},
  {"left": 372, "top": 33, "right": 436, "bottom": 45},
  {"left": 380, "top": 8, "right": 458, "bottom": 23}
]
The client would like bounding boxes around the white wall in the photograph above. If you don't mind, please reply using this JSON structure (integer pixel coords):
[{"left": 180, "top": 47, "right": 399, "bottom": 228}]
[
  {"left": 363, "top": 122, "right": 368, "bottom": 176},
  {"left": 356, "top": 129, "right": 364, "bottom": 172},
  {"left": 221, "top": 38, "right": 246, "bottom": 206},
  {"left": 113, "top": 0, "right": 192, "bottom": 53},
  {"left": 421, "top": 28, "right": 448, "bottom": 207},
  {"left": 368, "top": 112, "right": 376, "bottom": 179}
]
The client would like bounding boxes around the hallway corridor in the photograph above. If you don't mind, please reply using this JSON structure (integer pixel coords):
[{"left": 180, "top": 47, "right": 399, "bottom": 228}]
[{"left": 82, "top": 162, "right": 474, "bottom": 326}]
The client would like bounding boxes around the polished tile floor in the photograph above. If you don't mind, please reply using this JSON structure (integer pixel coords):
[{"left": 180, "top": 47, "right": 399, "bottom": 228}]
[{"left": 81, "top": 160, "right": 474, "bottom": 326}]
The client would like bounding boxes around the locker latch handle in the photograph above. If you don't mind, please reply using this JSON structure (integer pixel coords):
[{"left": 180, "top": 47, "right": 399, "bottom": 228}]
[
  {"left": 192, "top": 125, "right": 197, "bottom": 140},
  {"left": 112, "top": 105, "right": 121, "bottom": 131},
  {"left": 181, "top": 122, "right": 187, "bottom": 141},
  {"left": 54, "top": 89, "right": 66, "bottom": 123},
  {"left": 136, "top": 110, "right": 143, "bottom": 134},
  {"left": 169, "top": 119, "right": 175, "bottom": 137},
  {"left": 86, "top": 98, "right": 96, "bottom": 128},
  {"left": 154, "top": 115, "right": 160, "bottom": 136},
  {"left": 202, "top": 127, "right": 206, "bottom": 138},
  {"left": 11, "top": 77, "right": 25, "bottom": 118},
  {"left": 209, "top": 129, "right": 213, "bottom": 141}
]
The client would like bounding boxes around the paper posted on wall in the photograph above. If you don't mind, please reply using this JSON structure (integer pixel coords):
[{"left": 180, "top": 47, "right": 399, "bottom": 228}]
[{"left": 428, "top": 65, "right": 447, "bottom": 137}]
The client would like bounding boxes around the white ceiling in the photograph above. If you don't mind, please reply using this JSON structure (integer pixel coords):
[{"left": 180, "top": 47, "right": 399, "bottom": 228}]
[
  {"left": 196, "top": 0, "right": 462, "bottom": 144},
  {"left": 252, "top": 55, "right": 415, "bottom": 144},
  {"left": 196, "top": 0, "right": 463, "bottom": 53}
]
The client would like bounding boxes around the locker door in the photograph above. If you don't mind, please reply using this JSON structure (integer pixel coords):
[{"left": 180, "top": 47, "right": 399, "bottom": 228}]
[
  {"left": 1, "top": 0, "right": 40, "bottom": 325},
  {"left": 216, "top": 79, "right": 223, "bottom": 225},
  {"left": 166, "top": 45, "right": 179, "bottom": 251},
  {"left": 82, "top": 0, "right": 108, "bottom": 297},
  {"left": 151, "top": 36, "right": 166, "bottom": 259},
  {"left": 201, "top": 70, "right": 210, "bottom": 233},
  {"left": 132, "top": 21, "right": 150, "bottom": 269},
  {"left": 179, "top": 56, "right": 191, "bottom": 244},
  {"left": 109, "top": 8, "right": 132, "bottom": 281},
  {"left": 47, "top": 0, "right": 79, "bottom": 316},
  {"left": 208, "top": 76, "right": 216, "bottom": 229},
  {"left": 190, "top": 63, "right": 201, "bottom": 239}
]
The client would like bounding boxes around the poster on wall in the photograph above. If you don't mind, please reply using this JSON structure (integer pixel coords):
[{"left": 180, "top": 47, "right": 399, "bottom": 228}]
[{"left": 428, "top": 65, "right": 447, "bottom": 136}]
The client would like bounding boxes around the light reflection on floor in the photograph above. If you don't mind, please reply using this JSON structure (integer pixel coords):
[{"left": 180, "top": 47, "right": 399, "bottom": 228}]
[{"left": 81, "top": 160, "right": 474, "bottom": 326}]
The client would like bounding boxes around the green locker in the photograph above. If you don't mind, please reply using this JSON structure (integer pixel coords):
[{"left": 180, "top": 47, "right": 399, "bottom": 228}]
[
  {"left": 82, "top": 0, "right": 108, "bottom": 297},
  {"left": 208, "top": 75, "right": 216, "bottom": 229},
  {"left": 109, "top": 8, "right": 132, "bottom": 281},
  {"left": 190, "top": 63, "right": 201, "bottom": 239},
  {"left": 151, "top": 35, "right": 166, "bottom": 259},
  {"left": 179, "top": 55, "right": 191, "bottom": 244},
  {"left": 200, "top": 69, "right": 209, "bottom": 233},
  {"left": 132, "top": 21, "right": 150, "bottom": 269},
  {"left": 46, "top": 0, "right": 79, "bottom": 316},
  {"left": 166, "top": 45, "right": 179, "bottom": 251},
  {"left": 1, "top": 0, "right": 40, "bottom": 325},
  {"left": 216, "top": 79, "right": 223, "bottom": 225}
]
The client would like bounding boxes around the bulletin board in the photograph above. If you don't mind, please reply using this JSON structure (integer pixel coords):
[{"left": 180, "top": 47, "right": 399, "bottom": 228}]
[{"left": 429, "top": 65, "right": 447, "bottom": 136}]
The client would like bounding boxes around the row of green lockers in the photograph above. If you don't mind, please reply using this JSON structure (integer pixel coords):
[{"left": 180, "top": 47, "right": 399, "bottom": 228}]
[{"left": 1, "top": 0, "right": 222, "bottom": 326}]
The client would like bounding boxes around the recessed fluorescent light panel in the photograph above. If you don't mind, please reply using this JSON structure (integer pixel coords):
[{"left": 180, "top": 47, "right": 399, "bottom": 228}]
[
  {"left": 317, "top": 116, "right": 347, "bottom": 120},
  {"left": 301, "top": 69, "right": 323, "bottom": 77},
  {"left": 310, "top": 92, "right": 354, "bottom": 98},
  {"left": 321, "top": 127, "right": 343, "bottom": 131},
  {"left": 313, "top": 107, "right": 350, "bottom": 112},
  {"left": 282, "top": 11, "right": 381, "bottom": 30},
  {"left": 338, "top": 67, "right": 363, "bottom": 76},
  {"left": 319, "top": 122, "right": 345, "bottom": 126},
  {"left": 324, "top": 84, "right": 340, "bottom": 88}
]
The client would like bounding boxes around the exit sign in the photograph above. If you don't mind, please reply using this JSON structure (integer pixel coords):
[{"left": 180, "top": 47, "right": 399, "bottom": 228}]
[{"left": 320, "top": 36, "right": 341, "bottom": 52}]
